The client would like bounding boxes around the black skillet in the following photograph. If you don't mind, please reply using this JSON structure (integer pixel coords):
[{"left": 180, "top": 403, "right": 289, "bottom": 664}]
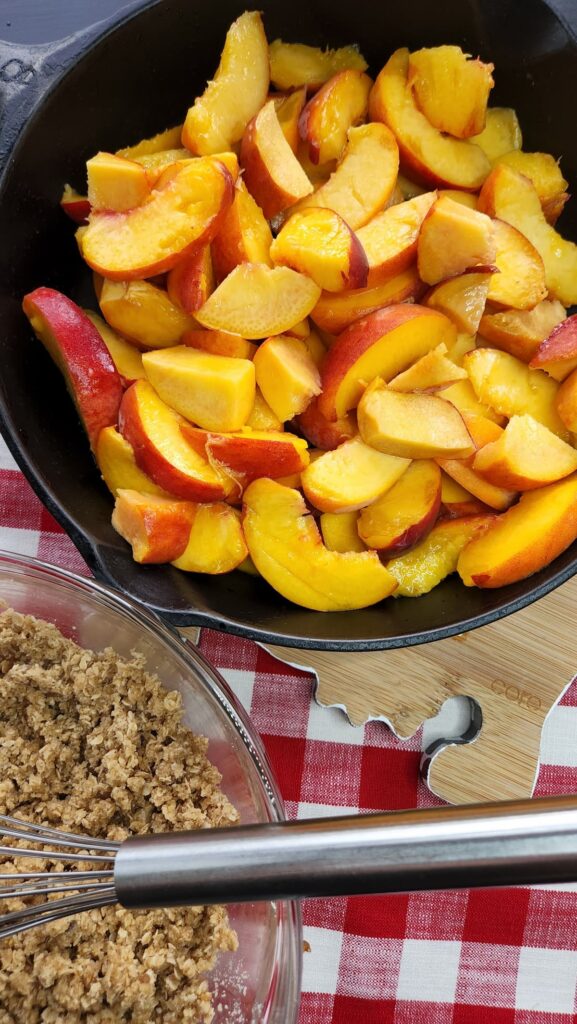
[{"left": 0, "top": 0, "right": 577, "bottom": 650}]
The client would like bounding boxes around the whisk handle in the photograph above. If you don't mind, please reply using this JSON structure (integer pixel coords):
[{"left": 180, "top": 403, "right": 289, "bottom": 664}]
[{"left": 114, "top": 794, "right": 577, "bottom": 909}]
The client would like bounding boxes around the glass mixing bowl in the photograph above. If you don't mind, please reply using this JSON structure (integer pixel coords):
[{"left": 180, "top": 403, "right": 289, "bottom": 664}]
[{"left": 0, "top": 550, "right": 302, "bottom": 1023}]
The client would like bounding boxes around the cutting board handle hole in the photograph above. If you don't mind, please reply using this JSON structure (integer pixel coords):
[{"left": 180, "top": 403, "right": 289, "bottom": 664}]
[{"left": 421, "top": 696, "right": 483, "bottom": 783}]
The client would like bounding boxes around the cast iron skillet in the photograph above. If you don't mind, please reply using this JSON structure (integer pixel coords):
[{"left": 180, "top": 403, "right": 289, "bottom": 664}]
[{"left": 0, "top": 0, "right": 577, "bottom": 649}]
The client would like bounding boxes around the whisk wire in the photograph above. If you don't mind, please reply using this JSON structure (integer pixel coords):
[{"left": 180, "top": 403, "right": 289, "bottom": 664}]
[
  {"left": 0, "top": 888, "right": 118, "bottom": 941},
  {"left": 0, "top": 814, "right": 120, "bottom": 853}
]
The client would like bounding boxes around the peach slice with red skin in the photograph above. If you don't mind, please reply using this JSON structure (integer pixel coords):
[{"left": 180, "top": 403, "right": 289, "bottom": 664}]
[
  {"left": 166, "top": 246, "right": 214, "bottom": 315},
  {"left": 246, "top": 390, "right": 283, "bottom": 432},
  {"left": 253, "top": 335, "right": 321, "bottom": 422},
  {"left": 299, "top": 70, "right": 372, "bottom": 165},
  {"left": 358, "top": 460, "right": 441, "bottom": 554},
  {"left": 96, "top": 426, "right": 171, "bottom": 498},
  {"left": 458, "top": 475, "right": 577, "bottom": 588},
  {"left": 273, "top": 88, "right": 307, "bottom": 152},
  {"left": 417, "top": 195, "right": 496, "bottom": 285},
  {"left": 530, "top": 316, "right": 577, "bottom": 382},
  {"left": 493, "top": 150, "right": 569, "bottom": 224},
  {"left": 310, "top": 265, "right": 423, "bottom": 335},
  {"left": 470, "top": 107, "right": 522, "bottom": 163},
  {"left": 318, "top": 303, "right": 456, "bottom": 421},
  {"left": 118, "top": 380, "right": 231, "bottom": 501},
  {"left": 408, "top": 46, "right": 494, "bottom": 139},
  {"left": 99, "top": 279, "right": 195, "bottom": 349},
  {"left": 182, "top": 11, "right": 269, "bottom": 155},
  {"left": 556, "top": 369, "right": 577, "bottom": 433},
  {"left": 356, "top": 191, "right": 437, "bottom": 286},
  {"left": 369, "top": 48, "right": 490, "bottom": 190},
  {"left": 80, "top": 157, "right": 234, "bottom": 280},
  {"left": 182, "top": 329, "right": 257, "bottom": 361},
  {"left": 464, "top": 347, "right": 569, "bottom": 439},
  {"left": 86, "top": 152, "right": 150, "bottom": 213},
  {"left": 320, "top": 511, "right": 366, "bottom": 553},
  {"left": 358, "top": 379, "right": 474, "bottom": 459},
  {"left": 112, "top": 489, "right": 196, "bottom": 563},
  {"left": 487, "top": 218, "right": 547, "bottom": 310},
  {"left": 212, "top": 180, "right": 273, "bottom": 280},
  {"left": 172, "top": 503, "right": 248, "bottom": 573},
  {"left": 440, "top": 472, "right": 491, "bottom": 519},
  {"left": 242, "top": 478, "right": 397, "bottom": 611},
  {"left": 22, "top": 287, "right": 123, "bottom": 451},
  {"left": 436, "top": 413, "right": 517, "bottom": 512},
  {"left": 294, "top": 397, "right": 357, "bottom": 451},
  {"left": 424, "top": 270, "right": 494, "bottom": 335},
  {"left": 269, "top": 40, "right": 368, "bottom": 91},
  {"left": 180, "top": 425, "right": 309, "bottom": 490},
  {"left": 84, "top": 310, "right": 144, "bottom": 386},
  {"left": 387, "top": 514, "right": 494, "bottom": 596},
  {"left": 301, "top": 435, "right": 409, "bottom": 513},
  {"left": 479, "top": 299, "right": 567, "bottom": 363},
  {"left": 473, "top": 414, "right": 577, "bottom": 490},
  {"left": 270, "top": 208, "right": 368, "bottom": 292},
  {"left": 241, "top": 100, "right": 314, "bottom": 219},
  {"left": 60, "top": 184, "right": 90, "bottom": 224},
  {"left": 388, "top": 343, "right": 467, "bottom": 393}
]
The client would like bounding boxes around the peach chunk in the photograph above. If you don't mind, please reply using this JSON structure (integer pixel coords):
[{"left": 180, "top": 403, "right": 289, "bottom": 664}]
[
  {"left": 530, "top": 316, "right": 577, "bottom": 382},
  {"left": 118, "top": 380, "right": 230, "bottom": 501},
  {"left": 182, "top": 11, "right": 269, "bottom": 155},
  {"left": 166, "top": 246, "right": 214, "bottom": 315},
  {"left": 80, "top": 157, "right": 234, "bottom": 280},
  {"left": 446, "top": 333, "right": 477, "bottom": 366},
  {"left": 356, "top": 191, "right": 437, "bottom": 286},
  {"left": 290, "top": 123, "right": 399, "bottom": 230},
  {"left": 172, "top": 503, "right": 248, "bottom": 573},
  {"left": 318, "top": 304, "right": 456, "bottom": 420},
  {"left": 388, "top": 343, "right": 467, "bottom": 392},
  {"left": 301, "top": 329, "right": 327, "bottom": 367},
  {"left": 479, "top": 299, "right": 567, "bottom": 363},
  {"left": 310, "top": 266, "right": 423, "bottom": 334},
  {"left": 442, "top": 379, "right": 506, "bottom": 425},
  {"left": 116, "top": 125, "right": 183, "bottom": 160},
  {"left": 369, "top": 48, "right": 490, "bottom": 190},
  {"left": 22, "top": 287, "right": 123, "bottom": 451},
  {"left": 181, "top": 425, "right": 309, "bottom": 490},
  {"left": 408, "top": 46, "right": 494, "bottom": 138},
  {"left": 487, "top": 218, "right": 547, "bottom": 310},
  {"left": 358, "top": 459, "right": 441, "bottom": 554},
  {"left": 494, "top": 150, "right": 569, "bottom": 224},
  {"left": 556, "top": 369, "right": 577, "bottom": 433},
  {"left": 182, "top": 329, "right": 257, "bottom": 360},
  {"left": 417, "top": 195, "right": 496, "bottom": 285},
  {"left": 458, "top": 475, "right": 577, "bottom": 588},
  {"left": 253, "top": 335, "right": 321, "bottom": 422},
  {"left": 440, "top": 472, "right": 491, "bottom": 519},
  {"left": 301, "top": 435, "right": 409, "bottom": 512},
  {"left": 142, "top": 346, "right": 255, "bottom": 432},
  {"left": 436, "top": 413, "right": 517, "bottom": 512},
  {"left": 112, "top": 489, "right": 196, "bottom": 563},
  {"left": 320, "top": 511, "right": 366, "bottom": 553},
  {"left": 84, "top": 310, "right": 144, "bottom": 386},
  {"left": 473, "top": 414, "right": 577, "bottom": 490},
  {"left": 470, "top": 107, "right": 522, "bottom": 163},
  {"left": 273, "top": 88, "right": 307, "bottom": 152},
  {"left": 86, "top": 152, "right": 150, "bottom": 213},
  {"left": 99, "top": 279, "right": 194, "bottom": 349},
  {"left": 299, "top": 70, "right": 372, "bottom": 165},
  {"left": 387, "top": 514, "right": 493, "bottom": 596},
  {"left": 246, "top": 390, "right": 283, "bottom": 432},
  {"left": 242, "top": 478, "right": 396, "bottom": 610},
  {"left": 270, "top": 208, "right": 368, "bottom": 292},
  {"left": 130, "top": 149, "right": 190, "bottom": 182},
  {"left": 478, "top": 164, "right": 577, "bottom": 306},
  {"left": 269, "top": 40, "right": 368, "bottom": 91},
  {"left": 96, "top": 426, "right": 170, "bottom": 498},
  {"left": 424, "top": 271, "right": 493, "bottom": 335},
  {"left": 241, "top": 100, "right": 313, "bottom": 219},
  {"left": 60, "top": 184, "right": 90, "bottom": 224},
  {"left": 358, "top": 379, "right": 474, "bottom": 459},
  {"left": 464, "top": 347, "right": 568, "bottom": 439},
  {"left": 212, "top": 180, "right": 273, "bottom": 279},
  {"left": 285, "top": 317, "right": 312, "bottom": 341},
  {"left": 295, "top": 397, "right": 357, "bottom": 451},
  {"left": 195, "top": 263, "right": 321, "bottom": 340}
]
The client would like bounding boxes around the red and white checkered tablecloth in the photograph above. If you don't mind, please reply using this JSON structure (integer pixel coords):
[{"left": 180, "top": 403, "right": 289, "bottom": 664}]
[{"left": 2, "top": 433, "right": 577, "bottom": 1023}]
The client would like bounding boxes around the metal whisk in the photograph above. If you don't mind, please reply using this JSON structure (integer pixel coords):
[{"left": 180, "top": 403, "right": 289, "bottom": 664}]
[{"left": 4, "top": 793, "right": 577, "bottom": 940}]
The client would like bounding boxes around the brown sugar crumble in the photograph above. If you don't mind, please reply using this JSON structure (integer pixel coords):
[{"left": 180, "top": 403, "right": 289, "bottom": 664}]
[{"left": 0, "top": 609, "right": 239, "bottom": 1024}]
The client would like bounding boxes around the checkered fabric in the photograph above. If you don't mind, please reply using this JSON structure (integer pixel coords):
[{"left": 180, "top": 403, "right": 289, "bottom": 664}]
[{"left": 2, "top": 433, "right": 577, "bottom": 1023}]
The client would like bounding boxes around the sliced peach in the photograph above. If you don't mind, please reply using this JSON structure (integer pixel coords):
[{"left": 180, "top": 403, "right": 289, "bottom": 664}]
[
  {"left": 118, "top": 380, "right": 230, "bottom": 501},
  {"left": 358, "top": 379, "right": 474, "bottom": 459},
  {"left": 60, "top": 183, "right": 90, "bottom": 224},
  {"left": 556, "top": 369, "right": 577, "bottom": 433},
  {"left": 273, "top": 88, "right": 307, "bottom": 152},
  {"left": 470, "top": 107, "right": 522, "bottom": 163},
  {"left": 388, "top": 343, "right": 467, "bottom": 392},
  {"left": 397, "top": 173, "right": 428, "bottom": 199},
  {"left": 446, "top": 333, "right": 477, "bottom": 366},
  {"left": 356, "top": 191, "right": 437, "bottom": 286},
  {"left": 99, "top": 279, "right": 194, "bottom": 349},
  {"left": 269, "top": 40, "right": 368, "bottom": 91},
  {"left": 84, "top": 310, "right": 144, "bottom": 385},
  {"left": 310, "top": 266, "right": 423, "bottom": 335},
  {"left": 172, "top": 502, "right": 248, "bottom": 573},
  {"left": 440, "top": 472, "right": 491, "bottom": 519},
  {"left": 242, "top": 478, "right": 396, "bottom": 610},
  {"left": 458, "top": 475, "right": 577, "bottom": 588},
  {"left": 96, "top": 426, "right": 171, "bottom": 498},
  {"left": 246, "top": 389, "right": 283, "bottom": 432},
  {"left": 464, "top": 347, "right": 568, "bottom": 438},
  {"left": 473, "top": 414, "right": 577, "bottom": 490},
  {"left": 417, "top": 195, "right": 496, "bottom": 285},
  {"left": 436, "top": 412, "right": 517, "bottom": 512},
  {"left": 530, "top": 315, "right": 577, "bottom": 382},
  {"left": 301, "top": 329, "right": 327, "bottom": 368},
  {"left": 487, "top": 218, "right": 547, "bottom": 310},
  {"left": 195, "top": 263, "right": 321, "bottom": 340},
  {"left": 442, "top": 379, "right": 506, "bottom": 425},
  {"left": 253, "top": 335, "right": 321, "bottom": 422},
  {"left": 181, "top": 424, "right": 309, "bottom": 490},
  {"left": 86, "top": 152, "right": 150, "bottom": 213},
  {"left": 285, "top": 317, "right": 311, "bottom": 341},
  {"left": 182, "top": 11, "right": 269, "bottom": 155},
  {"left": 151, "top": 151, "right": 240, "bottom": 188},
  {"left": 182, "top": 329, "right": 257, "bottom": 360},
  {"left": 294, "top": 397, "right": 357, "bottom": 451},
  {"left": 290, "top": 123, "right": 399, "bottom": 230},
  {"left": 424, "top": 270, "right": 493, "bottom": 335},
  {"left": 142, "top": 346, "right": 255, "bottom": 432},
  {"left": 478, "top": 163, "right": 577, "bottom": 306},
  {"left": 299, "top": 70, "right": 372, "bottom": 164},
  {"left": 116, "top": 125, "right": 183, "bottom": 160},
  {"left": 387, "top": 514, "right": 493, "bottom": 596},
  {"left": 130, "top": 148, "right": 190, "bottom": 181},
  {"left": 318, "top": 303, "right": 456, "bottom": 420},
  {"left": 212, "top": 179, "right": 273, "bottom": 279},
  {"left": 295, "top": 141, "right": 337, "bottom": 189},
  {"left": 408, "top": 46, "right": 494, "bottom": 138},
  {"left": 166, "top": 246, "right": 214, "bottom": 315},
  {"left": 494, "top": 150, "right": 569, "bottom": 224},
  {"left": 301, "top": 435, "right": 409, "bottom": 513},
  {"left": 22, "top": 287, "right": 123, "bottom": 451},
  {"left": 369, "top": 48, "right": 490, "bottom": 190},
  {"left": 112, "top": 489, "right": 196, "bottom": 563},
  {"left": 80, "top": 157, "right": 234, "bottom": 280},
  {"left": 479, "top": 299, "right": 567, "bottom": 363},
  {"left": 270, "top": 208, "right": 368, "bottom": 292},
  {"left": 358, "top": 459, "right": 441, "bottom": 554},
  {"left": 320, "top": 511, "right": 366, "bottom": 553},
  {"left": 241, "top": 100, "right": 313, "bottom": 219}
]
